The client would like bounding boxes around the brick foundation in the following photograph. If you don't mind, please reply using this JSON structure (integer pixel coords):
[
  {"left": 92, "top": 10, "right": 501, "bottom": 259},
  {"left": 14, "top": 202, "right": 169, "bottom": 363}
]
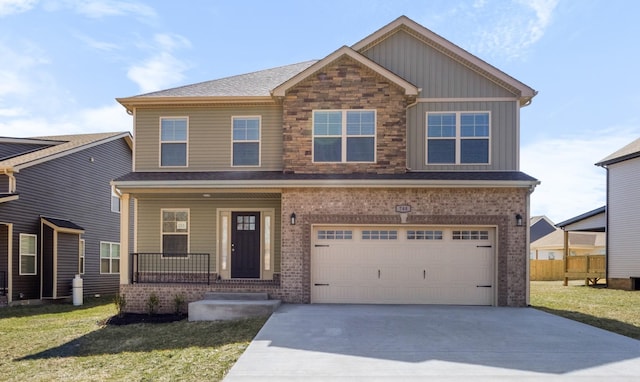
[{"left": 608, "top": 278, "right": 634, "bottom": 290}]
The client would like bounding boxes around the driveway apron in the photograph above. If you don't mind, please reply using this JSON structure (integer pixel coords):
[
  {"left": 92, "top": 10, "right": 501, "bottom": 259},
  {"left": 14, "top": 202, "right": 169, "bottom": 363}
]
[{"left": 224, "top": 304, "right": 640, "bottom": 381}]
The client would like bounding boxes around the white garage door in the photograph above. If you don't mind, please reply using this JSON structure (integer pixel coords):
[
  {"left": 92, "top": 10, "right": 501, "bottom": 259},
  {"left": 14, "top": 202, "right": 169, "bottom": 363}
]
[{"left": 311, "top": 226, "right": 495, "bottom": 305}]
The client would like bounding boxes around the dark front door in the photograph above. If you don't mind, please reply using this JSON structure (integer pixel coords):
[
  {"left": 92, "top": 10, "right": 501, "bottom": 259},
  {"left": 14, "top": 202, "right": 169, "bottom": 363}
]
[{"left": 231, "top": 212, "right": 261, "bottom": 278}]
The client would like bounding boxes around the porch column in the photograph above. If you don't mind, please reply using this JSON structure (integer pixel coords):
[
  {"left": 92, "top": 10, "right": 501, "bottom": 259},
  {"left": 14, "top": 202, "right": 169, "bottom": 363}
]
[{"left": 119, "top": 193, "right": 130, "bottom": 285}]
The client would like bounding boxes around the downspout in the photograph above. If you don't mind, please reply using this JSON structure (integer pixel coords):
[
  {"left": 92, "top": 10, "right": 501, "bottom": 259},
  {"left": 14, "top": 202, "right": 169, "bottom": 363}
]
[
  {"left": 604, "top": 167, "right": 609, "bottom": 287},
  {"left": 404, "top": 89, "right": 421, "bottom": 172}
]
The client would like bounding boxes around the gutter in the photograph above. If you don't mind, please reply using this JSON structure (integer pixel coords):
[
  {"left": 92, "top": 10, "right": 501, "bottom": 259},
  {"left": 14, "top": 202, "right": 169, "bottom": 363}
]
[{"left": 112, "top": 178, "right": 541, "bottom": 191}]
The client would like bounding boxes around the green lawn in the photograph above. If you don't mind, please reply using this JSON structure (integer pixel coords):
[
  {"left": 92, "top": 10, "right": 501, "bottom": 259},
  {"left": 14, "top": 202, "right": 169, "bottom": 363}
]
[
  {"left": 0, "top": 298, "right": 267, "bottom": 382},
  {"left": 530, "top": 281, "right": 640, "bottom": 340}
]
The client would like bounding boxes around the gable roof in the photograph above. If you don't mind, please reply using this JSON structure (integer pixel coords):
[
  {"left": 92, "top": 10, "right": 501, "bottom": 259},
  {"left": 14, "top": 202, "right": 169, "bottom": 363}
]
[
  {"left": 117, "top": 61, "right": 317, "bottom": 111},
  {"left": 271, "top": 46, "right": 419, "bottom": 97},
  {"left": 118, "top": 15, "right": 534, "bottom": 111},
  {"left": 555, "top": 206, "right": 606, "bottom": 232},
  {"left": 0, "top": 132, "right": 132, "bottom": 172},
  {"left": 352, "top": 16, "right": 537, "bottom": 106},
  {"left": 595, "top": 137, "right": 640, "bottom": 166}
]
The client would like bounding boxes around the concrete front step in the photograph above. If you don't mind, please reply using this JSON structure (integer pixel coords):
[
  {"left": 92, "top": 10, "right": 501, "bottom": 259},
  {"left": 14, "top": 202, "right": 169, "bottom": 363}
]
[
  {"left": 202, "top": 292, "right": 269, "bottom": 301},
  {"left": 188, "top": 299, "right": 281, "bottom": 321}
]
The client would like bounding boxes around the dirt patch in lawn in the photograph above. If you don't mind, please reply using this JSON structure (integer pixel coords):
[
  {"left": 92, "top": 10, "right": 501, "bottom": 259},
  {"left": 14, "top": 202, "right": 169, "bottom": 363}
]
[{"left": 101, "top": 313, "right": 187, "bottom": 325}]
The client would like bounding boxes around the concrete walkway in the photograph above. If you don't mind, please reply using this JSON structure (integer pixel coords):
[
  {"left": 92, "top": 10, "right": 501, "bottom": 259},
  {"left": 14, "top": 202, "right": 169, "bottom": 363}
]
[{"left": 225, "top": 304, "right": 640, "bottom": 381}]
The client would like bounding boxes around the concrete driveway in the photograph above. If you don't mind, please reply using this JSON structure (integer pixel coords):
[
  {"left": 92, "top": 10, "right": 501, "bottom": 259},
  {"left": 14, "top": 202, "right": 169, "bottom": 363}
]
[{"left": 224, "top": 304, "right": 640, "bottom": 381}]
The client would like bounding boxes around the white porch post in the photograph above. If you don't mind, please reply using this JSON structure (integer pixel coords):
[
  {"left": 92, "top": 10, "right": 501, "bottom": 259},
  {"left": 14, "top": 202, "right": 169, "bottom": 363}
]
[{"left": 119, "top": 193, "right": 130, "bottom": 285}]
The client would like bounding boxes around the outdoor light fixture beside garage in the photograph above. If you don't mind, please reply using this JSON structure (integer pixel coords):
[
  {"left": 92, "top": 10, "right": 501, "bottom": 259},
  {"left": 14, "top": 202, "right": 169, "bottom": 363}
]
[
  {"left": 515, "top": 213, "right": 523, "bottom": 226},
  {"left": 290, "top": 213, "right": 296, "bottom": 225}
]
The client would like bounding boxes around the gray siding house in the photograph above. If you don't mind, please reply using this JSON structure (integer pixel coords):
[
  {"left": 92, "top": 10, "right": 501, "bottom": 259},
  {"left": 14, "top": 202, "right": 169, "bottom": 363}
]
[
  {"left": 114, "top": 16, "right": 539, "bottom": 312},
  {"left": 0, "top": 132, "right": 132, "bottom": 304},
  {"left": 596, "top": 137, "right": 640, "bottom": 290}
]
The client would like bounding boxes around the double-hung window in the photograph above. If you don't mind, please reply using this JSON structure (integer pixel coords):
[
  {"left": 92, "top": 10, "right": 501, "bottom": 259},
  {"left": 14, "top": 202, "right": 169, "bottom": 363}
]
[
  {"left": 160, "top": 117, "right": 188, "bottom": 167},
  {"left": 162, "top": 209, "right": 189, "bottom": 256},
  {"left": 100, "top": 242, "right": 120, "bottom": 274},
  {"left": 313, "top": 110, "right": 375, "bottom": 163},
  {"left": 426, "top": 112, "right": 490, "bottom": 164},
  {"left": 79, "top": 239, "right": 85, "bottom": 274},
  {"left": 232, "top": 116, "right": 260, "bottom": 166},
  {"left": 19, "top": 234, "right": 37, "bottom": 275}
]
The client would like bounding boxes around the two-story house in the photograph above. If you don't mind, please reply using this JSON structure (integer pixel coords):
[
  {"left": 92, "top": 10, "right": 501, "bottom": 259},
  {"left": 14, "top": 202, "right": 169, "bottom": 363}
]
[
  {"left": 0, "top": 132, "right": 132, "bottom": 305},
  {"left": 114, "top": 16, "right": 538, "bottom": 311}
]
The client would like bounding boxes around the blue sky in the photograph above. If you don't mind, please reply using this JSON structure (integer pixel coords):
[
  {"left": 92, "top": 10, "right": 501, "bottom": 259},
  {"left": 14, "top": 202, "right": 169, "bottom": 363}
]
[{"left": 1, "top": 0, "right": 638, "bottom": 222}]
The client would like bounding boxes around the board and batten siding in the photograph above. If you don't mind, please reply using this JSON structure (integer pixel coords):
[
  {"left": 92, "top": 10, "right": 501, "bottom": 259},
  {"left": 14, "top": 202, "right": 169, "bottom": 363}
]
[
  {"left": 607, "top": 157, "right": 640, "bottom": 278},
  {"left": 136, "top": 198, "right": 282, "bottom": 273},
  {"left": 134, "top": 105, "right": 283, "bottom": 172},
  {"left": 407, "top": 101, "right": 519, "bottom": 171},
  {"left": 361, "top": 30, "right": 517, "bottom": 99}
]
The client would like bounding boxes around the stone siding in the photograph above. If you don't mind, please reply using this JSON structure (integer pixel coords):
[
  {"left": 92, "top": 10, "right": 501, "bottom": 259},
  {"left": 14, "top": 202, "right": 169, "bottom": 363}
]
[
  {"left": 280, "top": 187, "right": 530, "bottom": 307},
  {"left": 282, "top": 56, "right": 413, "bottom": 174}
]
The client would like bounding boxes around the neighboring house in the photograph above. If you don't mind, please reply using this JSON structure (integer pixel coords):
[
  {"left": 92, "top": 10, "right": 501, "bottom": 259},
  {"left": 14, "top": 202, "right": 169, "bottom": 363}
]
[
  {"left": 596, "top": 137, "right": 640, "bottom": 290},
  {"left": 113, "top": 16, "right": 539, "bottom": 310},
  {"left": 530, "top": 215, "right": 556, "bottom": 243},
  {"left": 0, "top": 132, "right": 132, "bottom": 305},
  {"left": 530, "top": 229, "right": 605, "bottom": 260}
]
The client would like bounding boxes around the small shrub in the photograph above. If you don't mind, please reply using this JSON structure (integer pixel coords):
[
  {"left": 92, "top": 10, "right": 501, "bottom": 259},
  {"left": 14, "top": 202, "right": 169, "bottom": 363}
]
[
  {"left": 146, "top": 293, "right": 160, "bottom": 315},
  {"left": 114, "top": 294, "right": 127, "bottom": 317},
  {"left": 173, "top": 293, "right": 186, "bottom": 315}
]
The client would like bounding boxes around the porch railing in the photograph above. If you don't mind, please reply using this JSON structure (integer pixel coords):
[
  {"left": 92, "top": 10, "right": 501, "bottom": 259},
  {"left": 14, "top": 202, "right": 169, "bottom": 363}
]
[
  {"left": 131, "top": 253, "right": 210, "bottom": 285},
  {"left": 0, "top": 271, "right": 6, "bottom": 296}
]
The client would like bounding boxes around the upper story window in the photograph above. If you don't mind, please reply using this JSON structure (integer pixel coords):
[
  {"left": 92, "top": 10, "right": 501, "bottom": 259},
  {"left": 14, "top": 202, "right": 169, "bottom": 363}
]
[
  {"left": 111, "top": 188, "right": 120, "bottom": 213},
  {"left": 232, "top": 116, "right": 260, "bottom": 166},
  {"left": 313, "top": 110, "right": 376, "bottom": 163},
  {"left": 160, "top": 117, "right": 188, "bottom": 167},
  {"left": 426, "top": 112, "right": 490, "bottom": 164}
]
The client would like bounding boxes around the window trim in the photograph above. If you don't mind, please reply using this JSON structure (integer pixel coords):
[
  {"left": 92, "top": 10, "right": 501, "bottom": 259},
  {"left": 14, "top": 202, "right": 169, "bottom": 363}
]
[
  {"left": 99, "top": 241, "right": 120, "bottom": 274},
  {"left": 19, "top": 233, "right": 37, "bottom": 276},
  {"left": 312, "top": 109, "right": 377, "bottom": 163},
  {"left": 160, "top": 208, "right": 190, "bottom": 256},
  {"left": 231, "top": 115, "right": 262, "bottom": 167},
  {"left": 159, "top": 116, "right": 189, "bottom": 168},
  {"left": 425, "top": 111, "right": 491, "bottom": 165}
]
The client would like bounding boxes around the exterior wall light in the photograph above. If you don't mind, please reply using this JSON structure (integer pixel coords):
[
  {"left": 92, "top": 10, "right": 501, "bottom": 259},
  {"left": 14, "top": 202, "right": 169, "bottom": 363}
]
[
  {"left": 290, "top": 213, "right": 296, "bottom": 225},
  {"left": 515, "top": 213, "right": 523, "bottom": 227}
]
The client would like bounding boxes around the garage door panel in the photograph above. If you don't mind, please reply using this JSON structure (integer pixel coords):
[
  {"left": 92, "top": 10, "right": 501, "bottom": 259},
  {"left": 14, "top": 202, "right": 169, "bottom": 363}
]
[{"left": 312, "top": 226, "right": 495, "bottom": 305}]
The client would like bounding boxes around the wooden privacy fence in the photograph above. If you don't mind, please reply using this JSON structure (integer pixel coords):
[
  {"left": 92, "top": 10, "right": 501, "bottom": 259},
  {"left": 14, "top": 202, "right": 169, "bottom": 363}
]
[
  {"left": 530, "top": 255, "right": 606, "bottom": 283},
  {"left": 530, "top": 260, "right": 564, "bottom": 281}
]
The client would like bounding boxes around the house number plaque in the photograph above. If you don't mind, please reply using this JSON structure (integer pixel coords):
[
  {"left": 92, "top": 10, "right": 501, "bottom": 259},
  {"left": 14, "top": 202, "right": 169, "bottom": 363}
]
[{"left": 395, "top": 205, "right": 411, "bottom": 213}]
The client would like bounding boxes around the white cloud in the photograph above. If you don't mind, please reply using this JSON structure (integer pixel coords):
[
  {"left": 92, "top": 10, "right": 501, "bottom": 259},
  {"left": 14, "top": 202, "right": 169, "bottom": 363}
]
[
  {"left": 127, "top": 34, "right": 192, "bottom": 93},
  {"left": 522, "top": 127, "right": 639, "bottom": 222},
  {"left": 0, "top": 103, "right": 131, "bottom": 137},
  {"left": 0, "top": 0, "right": 38, "bottom": 16},
  {"left": 70, "top": 0, "right": 156, "bottom": 20},
  {"left": 75, "top": 33, "right": 120, "bottom": 52},
  {"left": 431, "top": 0, "right": 559, "bottom": 60}
]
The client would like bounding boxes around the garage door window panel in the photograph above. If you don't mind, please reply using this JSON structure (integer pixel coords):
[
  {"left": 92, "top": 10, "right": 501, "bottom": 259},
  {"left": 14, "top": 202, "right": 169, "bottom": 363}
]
[
  {"left": 317, "top": 230, "right": 353, "bottom": 240},
  {"left": 452, "top": 230, "right": 489, "bottom": 240},
  {"left": 362, "top": 230, "right": 397, "bottom": 240},
  {"left": 407, "top": 230, "right": 443, "bottom": 240}
]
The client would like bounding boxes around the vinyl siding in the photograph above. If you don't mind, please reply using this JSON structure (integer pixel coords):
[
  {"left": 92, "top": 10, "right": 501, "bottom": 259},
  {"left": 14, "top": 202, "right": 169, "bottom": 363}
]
[
  {"left": 0, "top": 143, "right": 53, "bottom": 160},
  {"left": 136, "top": 198, "right": 282, "bottom": 273},
  {"left": 0, "top": 137, "right": 131, "bottom": 300},
  {"left": 56, "top": 232, "right": 79, "bottom": 298},
  {"left": 407, "top": 101, "right": 519, "bottom": 171},
  {"left": 134, "top": 105, "right": 283, "bottom": 172},
  {"left": 361, "top": 30, "right": 516, "bottom": 98},
  {"left": 41, "top": 226, "right": 54, "bottom": 298},
  {"left": 608, "top": 157, "right": 640, "bottom": 278}
]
